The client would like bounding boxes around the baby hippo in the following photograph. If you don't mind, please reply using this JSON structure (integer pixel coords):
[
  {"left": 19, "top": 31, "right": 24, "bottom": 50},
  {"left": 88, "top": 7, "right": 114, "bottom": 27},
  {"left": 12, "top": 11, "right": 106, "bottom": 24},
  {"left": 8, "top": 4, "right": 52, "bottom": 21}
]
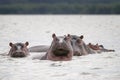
[{"left": 8, "top": 42, "right": 29, "bottom": 57}]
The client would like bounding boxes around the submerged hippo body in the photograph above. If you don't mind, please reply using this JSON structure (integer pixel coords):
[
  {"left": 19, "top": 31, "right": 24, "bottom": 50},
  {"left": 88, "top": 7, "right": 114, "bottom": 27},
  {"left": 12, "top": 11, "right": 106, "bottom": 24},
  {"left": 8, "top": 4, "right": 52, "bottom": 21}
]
[
  {"left": 29, "top": 45, "right": 49, "bottom": 52},
  {"left": 41, "top": 34, "right": 73, "bottom": 61},
  {"left": 8, "top": 42, "right": 29, "bottom": 57},
  {"left": 71, "top": 35, "right": 95, "bottom": 56}
]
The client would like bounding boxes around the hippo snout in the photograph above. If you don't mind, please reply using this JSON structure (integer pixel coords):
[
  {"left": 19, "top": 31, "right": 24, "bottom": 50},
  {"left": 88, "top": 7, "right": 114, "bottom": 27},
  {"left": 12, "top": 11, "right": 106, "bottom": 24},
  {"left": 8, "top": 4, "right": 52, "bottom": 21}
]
[
  {"left": 53, "top": 49, "right": 69, "bottom": 57},
  {"left": 8, "top": 42, "right": 29, "bottom": 58},
  {"left": 74, "top": 51, "right": 81, "bottom": 56},
  {"left": 11, "top": 52, "right": 26, "bottom": 57}
]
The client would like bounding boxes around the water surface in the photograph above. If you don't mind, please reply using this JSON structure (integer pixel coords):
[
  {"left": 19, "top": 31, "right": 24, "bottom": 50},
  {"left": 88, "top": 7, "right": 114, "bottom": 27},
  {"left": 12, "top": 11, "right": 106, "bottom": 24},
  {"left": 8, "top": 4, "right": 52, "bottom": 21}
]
[{"left": 0, "top": 15, "right": 120, "bottom": 80}]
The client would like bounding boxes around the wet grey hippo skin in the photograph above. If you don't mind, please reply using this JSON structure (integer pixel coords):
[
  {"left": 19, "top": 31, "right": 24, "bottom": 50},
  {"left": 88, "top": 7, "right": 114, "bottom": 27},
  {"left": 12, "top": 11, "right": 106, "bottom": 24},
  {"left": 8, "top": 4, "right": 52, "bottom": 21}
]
[
  {"left": 29, "top": 45, "right": 49, "bottom": 52},
  {"left": 71, "top": 35, "right": 95, "bottom": 56},
  {"left": 41, "top": 34, "right": 73, "bottom": 61},
  {"left": 8, "top": 42, "right": 29, "bottom": 57}
]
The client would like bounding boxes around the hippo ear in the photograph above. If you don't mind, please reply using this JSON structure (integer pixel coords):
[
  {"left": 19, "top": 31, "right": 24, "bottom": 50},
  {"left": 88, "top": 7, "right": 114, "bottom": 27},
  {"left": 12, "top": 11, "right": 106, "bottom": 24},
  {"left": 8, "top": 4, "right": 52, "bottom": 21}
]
[
  {"left": 9, "top": 42, "right": 13, "bottom": 47},
  {"left": 52, "top": 33, "right": 56, "bottom": 38},
  {"left": 96, "top": 43, "right": 98, "bottom": 46},
  {"left": 67, "top": 34, "right": 71, "bottom": 40},
  {"left": 89, "top": 43, "right": 91, "bottom": 45},
  {"left": 25, "top": 42, "right": 29, "bottom": 46},
  {"left": 67, "top": 34, "right": 71, "bottom": 38},
  {"left": 80, "top": 35, "right": 84, "bottom": 39}
]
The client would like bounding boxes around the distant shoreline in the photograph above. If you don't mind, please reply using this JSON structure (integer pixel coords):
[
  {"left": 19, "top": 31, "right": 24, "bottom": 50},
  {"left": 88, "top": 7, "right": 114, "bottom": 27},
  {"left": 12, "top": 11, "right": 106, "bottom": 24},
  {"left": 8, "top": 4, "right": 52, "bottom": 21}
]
[{"left": 0, "top": 2, "right": 120, "bottom": 14}]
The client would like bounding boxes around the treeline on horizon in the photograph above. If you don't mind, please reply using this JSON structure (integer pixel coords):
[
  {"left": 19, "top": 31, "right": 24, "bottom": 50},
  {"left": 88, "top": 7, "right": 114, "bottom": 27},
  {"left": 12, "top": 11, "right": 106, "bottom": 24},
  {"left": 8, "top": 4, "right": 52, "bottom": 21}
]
[{"left": 0, "top": 0, "right": 120, "bottom": 14}]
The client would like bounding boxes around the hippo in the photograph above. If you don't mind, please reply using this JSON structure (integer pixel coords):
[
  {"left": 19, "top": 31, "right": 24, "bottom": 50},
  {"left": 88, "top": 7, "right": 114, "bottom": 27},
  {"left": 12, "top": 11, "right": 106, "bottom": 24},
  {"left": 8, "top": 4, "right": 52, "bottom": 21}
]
[
  {"left": 71, "top": 35, "right": 95, "bottom": 56},
  {"left": 40, "top": 34, "right": 73, "bottom": 61},
  {"left": 87, "top": 43, "right": 115, "bottom": 52},
  {"left": 8, "top": 42, "right": 29, "bottom": 57},
  {"left": 71, "top": 35, "right": 83, "bottom": 56}
]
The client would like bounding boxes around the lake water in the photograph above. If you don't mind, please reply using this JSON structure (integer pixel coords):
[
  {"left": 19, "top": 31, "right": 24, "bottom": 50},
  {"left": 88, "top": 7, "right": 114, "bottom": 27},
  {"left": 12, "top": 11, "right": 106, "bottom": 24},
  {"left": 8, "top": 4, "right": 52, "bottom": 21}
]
[{"left": 0, "top": 15, "right": 120, "bottom": 80}]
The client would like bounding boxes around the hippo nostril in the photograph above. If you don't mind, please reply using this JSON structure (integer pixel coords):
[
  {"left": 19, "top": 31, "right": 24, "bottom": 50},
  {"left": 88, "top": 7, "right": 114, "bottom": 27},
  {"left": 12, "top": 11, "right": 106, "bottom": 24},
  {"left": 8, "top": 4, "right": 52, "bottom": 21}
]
[
  {"left": 53, "top": 49, "right": 69, "bottom": 57},
  {"left": 74, "top": 51, "right": 81, "bottom": 56},
  {"left": 75, "top": 51, "right": 78, "bottom": 53},
  {"left": 18, "top": 52, "right": 25, "bottom": 57}
]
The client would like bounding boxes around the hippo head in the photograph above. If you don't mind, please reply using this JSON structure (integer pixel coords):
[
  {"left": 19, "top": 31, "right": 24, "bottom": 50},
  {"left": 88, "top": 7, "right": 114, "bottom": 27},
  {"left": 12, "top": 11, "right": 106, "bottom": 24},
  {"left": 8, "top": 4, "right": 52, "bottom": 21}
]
[
  {"left": 8, "top": 42, "right": 29, "bottom": 57},
  {"left": 87, "top": 43, "right": 100, "bottom": 50},
  {"left": 71, "top": 35, "right": 84, "bottom": 56},
  {"left": 73, "top": 35, "right": 94, "bottom": 55},
  {"left": 47, "top": 34, "right": 73, "bottom": 61},
  {"left": 76, "top": 35, "right": 84, "bottom": 45}
]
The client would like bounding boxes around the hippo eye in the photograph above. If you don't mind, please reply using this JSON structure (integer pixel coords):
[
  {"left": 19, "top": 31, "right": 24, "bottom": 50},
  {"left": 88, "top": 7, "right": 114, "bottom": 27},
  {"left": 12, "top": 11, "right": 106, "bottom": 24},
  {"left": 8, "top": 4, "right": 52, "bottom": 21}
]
[
  {"left": 14, "top": 46, "right": 18, "bottom": 50},
  {"left": 21, "top": 45, "right": 24, "bottom": 48},
  {"left": 64, "top": 37, "right": 68, "bottom": 41},
  {"left": 76, "top": 39, "right": 80, "bottom": 43},
  {"left": 15, "top": 45, "right": 24, "bottom": 50},
  {"left": 57, "top": 38, "right": 59, "bottom": 41},
  {"left": 64, "top": 37, "right": 66, "bottom": 40},
  {"left": 55, "top": 38, "right": 59, "bottom": 41}
]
